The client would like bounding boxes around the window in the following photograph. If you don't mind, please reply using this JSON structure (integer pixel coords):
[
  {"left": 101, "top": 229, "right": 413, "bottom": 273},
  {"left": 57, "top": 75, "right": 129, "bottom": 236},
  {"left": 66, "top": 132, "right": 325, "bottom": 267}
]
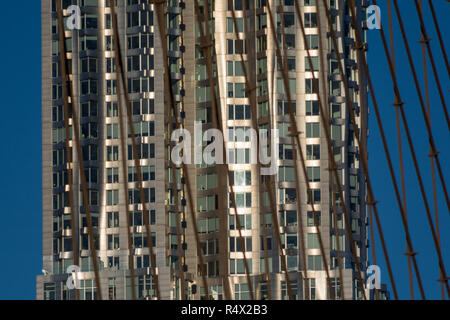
[
  {"left": 282, "top": 233, "right": 297, "bottom": 249},
  {"left": 278, "top": 122, "right": 291, "bottom": 138},
  {"left": 229, "top": 237, "right": 252, "bottom": 252},
  {"left": 308, "top": 255, "right": 323, "bottom": 270},
  {"left": 329, "top": 278, "right": 342, "bottom": 299},
  {"left": 107, "top": 102, "right": 118, "bottom": 117},
  {"left": 107, "top": 146, "right": 119, "bottom": 161},
  {"left": 196, "top": 173, "right": 218, "bottom": 190},
  {"left": 197, "top": 196, "right": 218, "bottom": 213},
  {"left": 81, "top": 0, "right": 98, "bottom": 7},
  {"left": 307, "top": 189, "right": 321, "bottom": 204},
  {"left": 127, "top": 77, "right": 154, "bottom": 93},
  {"left": 227, "top": 17, "right": 244, "bottom": 33},
  {"left": 129, "top": 121, "right": 154, "bottom": 138},
  {"left": 128, "top": 188, "right": 155, "bottom": 204},
  {"left": 105, "top": 13, "right": 111, "bottom": 29},
  {"left": 229, "top": 148, "right": 251, "bottom": 164},
  {"left": 306, "top": 78, "right": 318, "bottom": 94},
  {"left": 107, "top": 167, "right": 119, "bottom": 183},
  {"left": 228, "top": 104, "right": 251, "bottom": 120},
  {"left": 287, "top": 57, "right": 296, "bottom": 71},
  {"left": 278, "top": 100, "right": 296, "bottom": 115},
  {"left": 306, "top": 34, "right": 319, "bottom": 49},
  {"left": 331, "top": 234, "right": 345, "bottom": 250},
  {"left": 334, "top": 146, "right": 342, "bottom": 163},
  {"left": 108, "top": 234, "right": 120, "bottom": 250},
  {"left": 44, "top": 283, "right": 56, "bottom": 300},
  {"left": 83, "top": 14, "right": 98, "bottom": 29},
  {"left": 227, "top": 61, "right": 246, "bottom": 76},
  {"left": 108, "top": 256, "right": 119, "bottom": 270},
  {"left": 304, "top": 13, "right": 317, "bottom": 27},
  {"left": 280, "top": 210, "right": 297, "bottom": 226},
  {"left": 82, "top": 144, "right": 98, "bottom": 161},
  {"left": 306, "top": 144, "right": 320, "bottom": 160},
  {"left": 127, "top": 33, "right": 154, "bottom": 50},
  {"left": 133, "top": 232, "right": 156, "bottom": 249},
  {"left": 305, "top": 0, "right": 316, "bottom": 5},
  {"left": 230, "top": 170, "right": 251, "bottom": 186},
  {"left": 81, "top": 122, "right": 98, "bottom": 139},
  {"left": 279, "top": 144, "right": 293, "bottom": 160},
  {"left": 283, "top": 13, "right": 295, "bottom": 28},
  {"left": 228, "top": 126, "right": 251, "bottom": 142},
  {"left": 331, "top": 104, "right": 341, "bottom": 118},
  {"left": 81, "top": 100, "right": 98, "bottom": 117},
  {"left": 81, "top": 57, "right": 97, "bottom": 73},
  {"left": 307, "top": 233, "right": 320, "bottom": 249},
  {"left": 201, "top": 239, "right": 219, "bottom": 256},
  {"left": 257, "top": 13, "right": 267, "bottom": 30},
  {"left": 260, "top": 236, "right": 272, "bottom": 252},
  {"left": 198, "top": 217, "right": 219, "bottom": 233},
  {"left": 330, "top": 58, "right": 339, "bottom": 74},
  {"left": 331, "top": 125, "right": 341, "bottom": 140},
  {"left": 229, "top": 214, "right": 252, "bottom": 230},
  {"left": 307, "top": 166, "right": 320, "bottom": 182},
  {"left": 305, "top": 56, "right": 319, "bottom": 71},
  {"left": 131, "top": 99, "right": 155, "bottom": 115},
  {"left": 277, "top": 78, "right": 296, "bottom": 95},
  {"left": 306, "top": 122, "right": 320, "bottom": 138},
  {"left": 107, "top": 190, "right": 119, "bottom": 206},
  {"left": 278, "top": 166, "right": 295, "bottom": 182},
  {"left": 107, "top": 212, "right": 119, "bottom": 228},
  {"left": 227, "top": 39, "right": 234, "bottom": 54},
  {"left": 257, "top": 35, "right": 267, "bottom": 52},
  {"left": 128, "top": 166, "right": 155, "bottom": 182},
  {"left": 227, "top": 82, "right": 247, "bottom": 98},
  {"left": 284, "top": 34, "right": 295, "bottom": 49},
  {"left": 306, "top": 100, "right": 319, "bottom": 116},
  {"left": 230, "top": 260, "right": 253, "bottom": 276},
  {"left": 309, "top": 278, "right": 316, "bottom": 300},
  {"left": 226, "top": 39, "right": 247, "bottom": 54},
  {"left": 81, "top": 79, "right": 98, "bottom": 95},
  {"left": 128, "top": 143, "right": 155, "bottom": 160},
  {"left": 106, "top": 79, "right": 117, "bottom": 95},
  {"left": 80, "top": 35, "right": 98, "bottom": 50},
  {"left": 231, "top": 192, "right": 252, "bottom": 208},
  {"left": 307, "top": 211, "right": 321, "bottom": 227},
  {"left": 106, "top": 123, "right": 119, "bottom": 139},
  {"left": 280, "top": 188, "right": 297, "bottom": 204}
]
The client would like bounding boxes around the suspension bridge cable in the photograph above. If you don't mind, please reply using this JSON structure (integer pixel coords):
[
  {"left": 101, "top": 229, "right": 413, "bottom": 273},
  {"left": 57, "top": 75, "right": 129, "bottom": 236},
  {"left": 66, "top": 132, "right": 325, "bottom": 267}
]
[
  {"left": 426, "top": 0, "right": 450, "bottom": 78},
  {"left": 110, "top": 2, "right": 161, "bottom": 300},
  {"left": 413, "top": 0, "right": 450, "bottom": 130},
  {"left": 321, "top": 0, "right": 402, "bottom": 299},
  {"left": 56, "top": 0, "right": 103, "bottom": 300},
  {"left": 229, "top": 1, "right": 275, "bottom": 300},
  {"left": 419, "top": 0, "right": 446, "bottom": 300},
  {"left": 55, "top": 0, "right": 79, "bottom": 300},
  {"left": 387, "top": 0, "right": 415, "bottom": 300},
  {"left": 268, "top": 1, "right": 336, "bottom": 300},
  {"left": 373, "top": 0, "right": 450, "bottom": 297},
  {"left": 315, "top": 0, "right": 346, "bottom": 299},
  {"left": 193, "top": 0, "right": 256, "bottom": 300},
  {"left": 152, "top": 0, "right": 212, "bottom": 300}
]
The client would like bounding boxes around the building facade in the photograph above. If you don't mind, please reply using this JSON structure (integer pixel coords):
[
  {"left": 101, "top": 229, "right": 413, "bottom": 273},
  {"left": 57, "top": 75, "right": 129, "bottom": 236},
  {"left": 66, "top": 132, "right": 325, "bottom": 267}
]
[{"left": 38, "top": 0, "right": 373, "bottom": 300}]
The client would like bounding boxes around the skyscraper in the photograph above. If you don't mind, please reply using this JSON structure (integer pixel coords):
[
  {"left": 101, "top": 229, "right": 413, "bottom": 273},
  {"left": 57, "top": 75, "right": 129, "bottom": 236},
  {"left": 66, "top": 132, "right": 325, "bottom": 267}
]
[{"left": 38, "top": 0, "right": 377, "bottom": 300}]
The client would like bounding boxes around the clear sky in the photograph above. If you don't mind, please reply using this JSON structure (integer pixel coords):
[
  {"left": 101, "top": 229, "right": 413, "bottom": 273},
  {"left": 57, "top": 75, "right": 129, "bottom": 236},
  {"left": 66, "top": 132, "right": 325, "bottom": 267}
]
[{"left": 0, "top": 1, "right": 448, "bottom": 300}]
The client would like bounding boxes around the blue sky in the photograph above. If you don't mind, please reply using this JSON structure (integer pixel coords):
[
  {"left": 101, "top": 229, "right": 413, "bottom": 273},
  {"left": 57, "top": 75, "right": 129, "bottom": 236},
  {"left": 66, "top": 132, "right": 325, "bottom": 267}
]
[{"left": 0, "top": 1, "right": 448, "bottom": 300}]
